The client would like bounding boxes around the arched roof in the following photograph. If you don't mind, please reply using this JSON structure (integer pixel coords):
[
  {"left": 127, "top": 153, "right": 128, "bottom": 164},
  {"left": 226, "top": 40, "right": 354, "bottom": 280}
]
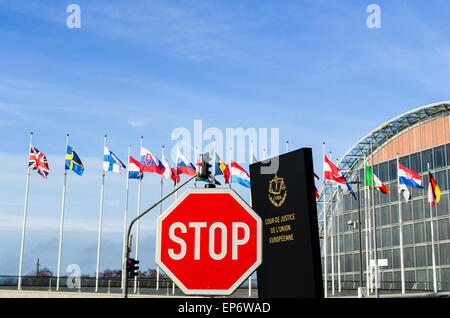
[{"left": 318, "top": 100, "right": 450, "bottom": 234}]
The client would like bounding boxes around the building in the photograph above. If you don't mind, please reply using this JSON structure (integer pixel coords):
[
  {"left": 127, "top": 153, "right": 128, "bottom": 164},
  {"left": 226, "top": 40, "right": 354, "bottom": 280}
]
[{"left": 318, "top": 101, "right": 450, "bottom": 294}]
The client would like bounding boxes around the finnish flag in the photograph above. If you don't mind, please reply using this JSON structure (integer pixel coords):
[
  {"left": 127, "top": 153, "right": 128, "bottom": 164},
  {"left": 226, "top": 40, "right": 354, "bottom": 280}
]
[{"left": 103, "top": 146, "right": 126, "bottom": 173}]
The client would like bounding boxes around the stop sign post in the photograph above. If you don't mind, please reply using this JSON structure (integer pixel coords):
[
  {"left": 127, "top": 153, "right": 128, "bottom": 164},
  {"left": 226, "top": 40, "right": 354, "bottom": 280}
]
[{"left": 155, "top": 188, "right": 262, "bottom": 296}]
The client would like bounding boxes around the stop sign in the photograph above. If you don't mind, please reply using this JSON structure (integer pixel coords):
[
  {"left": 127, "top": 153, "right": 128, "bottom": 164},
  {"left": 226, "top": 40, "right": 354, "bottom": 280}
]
[{"left": 155, "top": 188, "right": 262, "bottom": 295}]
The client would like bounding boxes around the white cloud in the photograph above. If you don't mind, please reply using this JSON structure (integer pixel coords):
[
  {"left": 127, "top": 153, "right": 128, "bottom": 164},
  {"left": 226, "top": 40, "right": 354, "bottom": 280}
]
[{"left": 128, "top": 120, "right": 144, "bottom": 128}]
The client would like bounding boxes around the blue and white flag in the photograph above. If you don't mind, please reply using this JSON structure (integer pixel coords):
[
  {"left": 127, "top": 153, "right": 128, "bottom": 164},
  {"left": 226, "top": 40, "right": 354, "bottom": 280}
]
[{"left": 103, "top": 146, "right": 126, "bottom": 173}]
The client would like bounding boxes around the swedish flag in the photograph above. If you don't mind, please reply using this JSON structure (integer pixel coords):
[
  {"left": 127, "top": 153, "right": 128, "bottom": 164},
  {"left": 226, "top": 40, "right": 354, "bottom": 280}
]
[{"left": 65, "top": 146, "right": 84, "bottom": 176}]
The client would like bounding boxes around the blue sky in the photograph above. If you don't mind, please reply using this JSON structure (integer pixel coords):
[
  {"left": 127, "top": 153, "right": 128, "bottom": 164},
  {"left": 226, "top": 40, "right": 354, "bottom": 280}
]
[{"left": 1, "top": 0, "right": 450, "bottom": 277}]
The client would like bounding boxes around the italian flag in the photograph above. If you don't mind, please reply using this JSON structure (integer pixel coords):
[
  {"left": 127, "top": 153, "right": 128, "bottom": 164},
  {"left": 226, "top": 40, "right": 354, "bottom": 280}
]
[{"left": 364, "top": 164, "right": 390, "bottom": 193}]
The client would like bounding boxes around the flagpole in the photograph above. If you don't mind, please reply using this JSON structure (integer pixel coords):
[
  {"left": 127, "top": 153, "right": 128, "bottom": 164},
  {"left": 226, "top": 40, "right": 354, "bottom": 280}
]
[
  {"left": 175, "top": 138, "right": 179, "bottom": 200},
  {"left": 286, "top": 140, "right": 288, "bottom": 153},
  {"left": 370, "top": 136, "right": 379, "bottom": 297},
  {"left": 213, "top": 138, "right": 216, "bottom": 185},
  {"left": 156, "top": 145, "right": 165, "bottom": 291},
  {"left": 134, "top": 136, "right": 143, "bottom": 293},
  {"left": 330, "top": 152, "right": 335, "bottom": 296},
  {"left": 18, "top": 132, "right": 33, "bottom": 290},
  {"left": 336, "top": 185, "right": 341, "bottom": 293},
  {"left": 229, "top": 147, "right": 232, "bottom": 189},
  {"left": 428, "top": 163, "right": 438, "bottom": 293},
  {"left": 194, "top": 146, "right": 198, "bottom": 188},
  {"left": 363, "top": 155, "right": 370, "bottom": 293},
  {"left": 121, "top": 144, "right": 131, "bottom": 291},
  {"left": 397, "top": 154, "right": 406, "bottom": 294},
  {"left": 95, "top": 135, "right": 107, "bottom": 292},
  {"left": 56, "top": 134, "right": 69, "bottom": 291},
  {"left": 322, "top": 142, "right": 328, "bottom": 298}
]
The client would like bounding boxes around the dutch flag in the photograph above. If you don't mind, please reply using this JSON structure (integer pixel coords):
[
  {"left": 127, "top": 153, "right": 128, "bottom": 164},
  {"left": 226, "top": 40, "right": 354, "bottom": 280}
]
[{"left": 128, "top": 156, "right": 143, "bottom": 180}]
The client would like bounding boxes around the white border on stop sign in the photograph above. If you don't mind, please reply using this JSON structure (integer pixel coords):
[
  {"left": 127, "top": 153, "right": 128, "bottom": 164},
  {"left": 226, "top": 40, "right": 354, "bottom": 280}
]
[{"left": 155, "top": 187, "right": 262, "bottom": 296}]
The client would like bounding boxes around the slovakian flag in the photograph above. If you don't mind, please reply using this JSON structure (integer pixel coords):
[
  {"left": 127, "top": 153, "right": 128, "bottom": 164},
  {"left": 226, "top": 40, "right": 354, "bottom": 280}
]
[
  {"left": 398, "top": 162, "right": 423, "bottom": 202},
  {"left": 28, "top": 145, "right": 50, "bottom": 179},
  {"left": 230, "top": 160, "right": 250, "bottom": 188},
  {"left": 177, "top": 149, "right": 196, "bottom": 176},
  {"left": 140, "top": 146, "right": 165, "bottom": 175},
  {"left": 428, "top": 171, "right": 441, "bottom": 208},
  {"left": 128, "top": 156, "right": 143, "bottom": 180},
  {"left": 365, "top": 163, "right": 390, "bottom": 193}
]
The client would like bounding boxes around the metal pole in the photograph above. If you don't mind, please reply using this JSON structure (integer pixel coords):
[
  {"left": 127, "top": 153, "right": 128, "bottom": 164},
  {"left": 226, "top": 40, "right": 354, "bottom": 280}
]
[
  {"left": 156, "top": 145, "right": 165, "bottom": 291},
  {"left": 330, "top": 152, "right": 335, "bottom": 296},
  {"left": 95, "top": 135, "right": 107, "bottom": 292},
  {"left": 428, "top": 163, "right": 438, "bottom": 293},
  {"left": 123, "top": 173, "right": 197, "bottom": 298},
  {"left": 370, "top": 137, "right": 379, "bottom": 298},
  {"left": 56, "top": 134, "right": 69, "bottom": 291},
  {"left": 337, "top": 188, "right": 341, "bottom": 293},
  {"left": 134, "top": 136, "right": 143, "bottom": 293},
  {"left": 121, "top": 144, "right": 131, "bottom": 291},
  {"left": 18, "top": 132, "right": 33, "bottom": 290},
  {"left": 363, "top": 155, "right": 370, "bottom": 292},
  {"left": 322, "top": 142, "right": 328, "bottom": 298},
  {"left": 356, "top": 176, "right": 363, "bottom": 290},
  {"left": 397, "top": 154, "right": 406, "bottom": 294}
]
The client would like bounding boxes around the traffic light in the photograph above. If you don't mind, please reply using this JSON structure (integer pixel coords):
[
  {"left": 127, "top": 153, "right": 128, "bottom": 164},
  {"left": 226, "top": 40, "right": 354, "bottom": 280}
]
[
  {"left": 199, "top": 153, "right": 212, "bottom": 179},
  {"left": 126, "top": 258, "right": 139, "bottom": 278}
]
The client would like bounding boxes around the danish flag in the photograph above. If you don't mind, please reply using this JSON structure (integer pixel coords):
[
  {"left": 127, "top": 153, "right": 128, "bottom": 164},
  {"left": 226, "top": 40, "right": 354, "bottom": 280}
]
[{"left": 28, "top": 145, "right": 50, "bottom": 178}]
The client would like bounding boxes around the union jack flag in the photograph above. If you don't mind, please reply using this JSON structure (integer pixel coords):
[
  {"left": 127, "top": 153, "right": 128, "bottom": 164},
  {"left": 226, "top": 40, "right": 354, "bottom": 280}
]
[{"left": 28, "top": 145, "right": 50, "bottom": 178}]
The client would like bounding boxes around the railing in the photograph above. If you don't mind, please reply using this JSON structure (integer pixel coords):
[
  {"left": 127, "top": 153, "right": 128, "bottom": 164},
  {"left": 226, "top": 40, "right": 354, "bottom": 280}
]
[
  {"left": 324, "top": 279, "right": 450, "bottom": 292},
  {"left": 0, "top": 275, "right": 258, "bottom": 297}
]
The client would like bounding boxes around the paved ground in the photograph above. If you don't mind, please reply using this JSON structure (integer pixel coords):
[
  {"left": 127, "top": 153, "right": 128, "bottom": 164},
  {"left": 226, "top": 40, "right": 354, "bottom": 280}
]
[{"left": 0, "top": 286, "right": 258, "bottom": 298}]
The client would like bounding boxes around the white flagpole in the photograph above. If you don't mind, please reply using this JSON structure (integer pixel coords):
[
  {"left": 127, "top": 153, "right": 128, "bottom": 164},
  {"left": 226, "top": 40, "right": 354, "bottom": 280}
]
[
  {"left": 228, "top": 147, "right": 232, "bottom": 189},
  {"left": 428, "top": 163, "right": 438, "bottom": 293},
  {"left": 134, "top": 136, "right": 143, "bottom": 293},
  {"left": 322, "top": 142, "right": 328, "bottom": 298},
  {"left": 18, "top": 132, "right": 33, "bottom": 290},
  {"left": 212, "top": 138, "right": 216, "bottom": 184},
  {"left": 56, "top": 134, "right": 69, "bottom": 291},
  {"left": 370, "top": 137, "right": 379, "bottom": 297},
  {"left": 337, "top": 186, "right": 341, "bottom": 293},
  {"left": 156, "top": 145, "right": 165, "bottom": 291},
  {"left": 194, "top": 146, "right": 198, "bottom": 188},
  {"left": 121, "top": 144, "right": 131, "bottom": 291},
  {"left": 175, "top": 138, "right": 179, "bottom": 200},
  {"left": 397, "top": 154, "right": 406, "bottom": 294},
  {"left": 330, "top": 152, "right": 335, "bottom": 296},
  {"left": 363, "top": 155, "right": 370, "bottom": 293},
  {"left": 286, "top": 140, "right": 289, "bottom": 153},
  {"left": 95, "top": 135, "right": 107, "bottom": 292}
]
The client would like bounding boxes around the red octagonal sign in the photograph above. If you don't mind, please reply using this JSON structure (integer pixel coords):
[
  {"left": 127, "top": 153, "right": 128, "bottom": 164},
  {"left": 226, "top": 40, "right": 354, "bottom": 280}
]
[{"left": 155, "top": 188, "right": 262, "bottom": 295}]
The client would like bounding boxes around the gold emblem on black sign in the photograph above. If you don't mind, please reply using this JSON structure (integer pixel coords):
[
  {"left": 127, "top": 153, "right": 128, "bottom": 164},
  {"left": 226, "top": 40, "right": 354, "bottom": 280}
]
[{"left": 268, "top": 173, "right": 287, "bottom": 207}]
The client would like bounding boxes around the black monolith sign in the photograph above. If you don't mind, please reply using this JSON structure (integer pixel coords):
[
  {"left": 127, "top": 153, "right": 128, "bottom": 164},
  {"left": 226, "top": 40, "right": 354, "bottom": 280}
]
[{"left": 249, "top": 148, "right": 323, "bottom": 298}]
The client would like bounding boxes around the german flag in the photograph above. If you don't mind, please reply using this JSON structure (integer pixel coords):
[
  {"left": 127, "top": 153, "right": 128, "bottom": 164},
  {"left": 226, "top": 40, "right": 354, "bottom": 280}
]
[{"left": 427, "top": 171, "right": 441, "bottom": 208}]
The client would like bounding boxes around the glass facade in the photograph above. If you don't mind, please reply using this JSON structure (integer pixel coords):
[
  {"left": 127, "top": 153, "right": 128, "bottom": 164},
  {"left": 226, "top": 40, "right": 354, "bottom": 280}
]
[{"left": 322, "top": 142, "right": 450, "bottom": 291}]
